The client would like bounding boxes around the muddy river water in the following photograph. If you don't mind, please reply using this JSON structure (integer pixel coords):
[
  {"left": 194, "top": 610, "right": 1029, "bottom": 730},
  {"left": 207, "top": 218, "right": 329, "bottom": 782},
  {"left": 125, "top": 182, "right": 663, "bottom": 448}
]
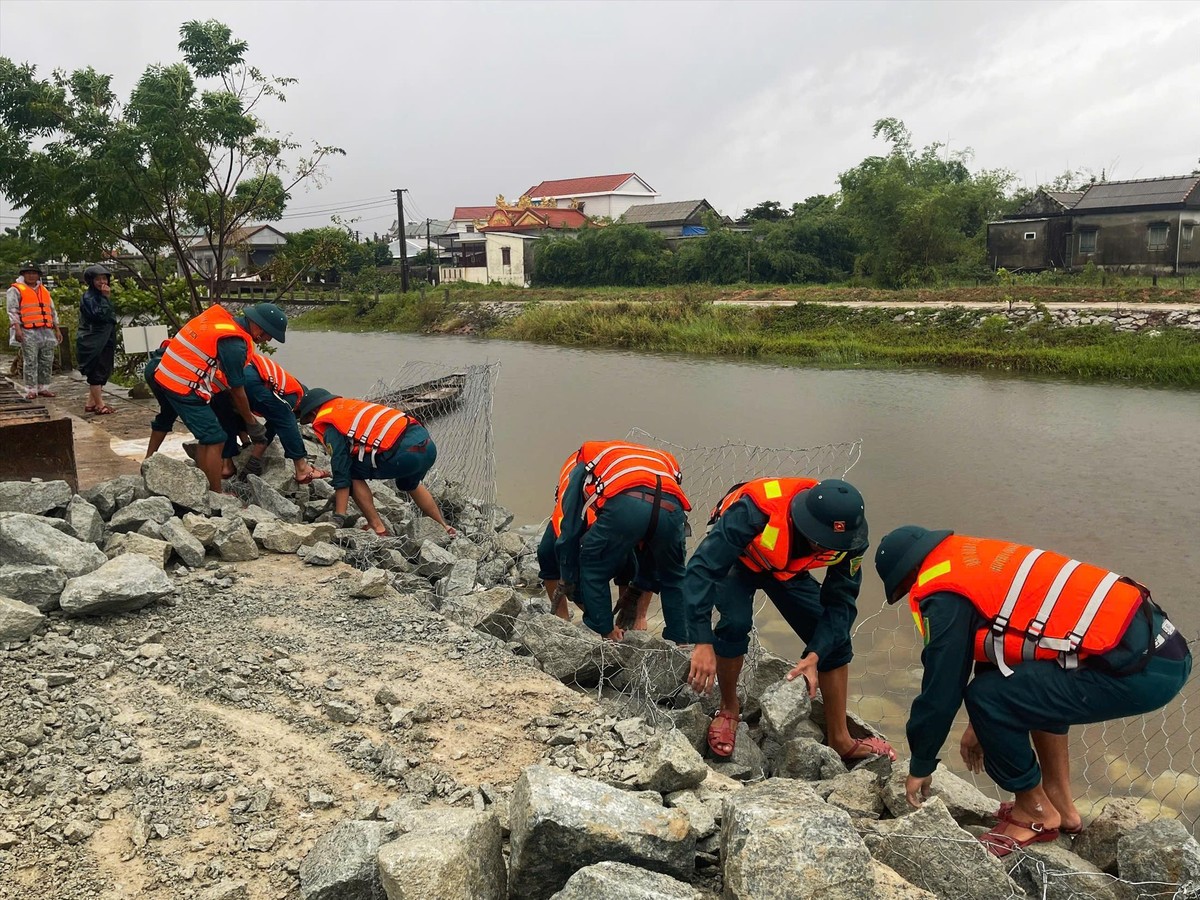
[{"left": 279, "top": 330, "right": 1200, "bottom": 816}]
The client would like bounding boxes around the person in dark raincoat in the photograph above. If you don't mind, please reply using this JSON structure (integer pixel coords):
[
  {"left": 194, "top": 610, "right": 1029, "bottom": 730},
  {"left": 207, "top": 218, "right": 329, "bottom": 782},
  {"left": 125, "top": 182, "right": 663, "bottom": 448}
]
[{"left": 76, "top": 264, "right": 118, "bottom": 414}]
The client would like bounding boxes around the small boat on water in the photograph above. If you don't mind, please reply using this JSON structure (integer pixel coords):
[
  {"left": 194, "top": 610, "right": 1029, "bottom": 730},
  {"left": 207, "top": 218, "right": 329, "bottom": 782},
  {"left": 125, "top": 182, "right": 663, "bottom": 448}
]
[{"left": 371, "top": 372, "right": 466, "bottom": 420}]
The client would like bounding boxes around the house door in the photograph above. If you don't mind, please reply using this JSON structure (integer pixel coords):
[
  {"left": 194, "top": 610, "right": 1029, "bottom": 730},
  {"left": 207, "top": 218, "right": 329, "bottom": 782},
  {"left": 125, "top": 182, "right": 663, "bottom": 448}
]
[{"left": 1063, "top": 234, "right": 1073, "bottom": 268}]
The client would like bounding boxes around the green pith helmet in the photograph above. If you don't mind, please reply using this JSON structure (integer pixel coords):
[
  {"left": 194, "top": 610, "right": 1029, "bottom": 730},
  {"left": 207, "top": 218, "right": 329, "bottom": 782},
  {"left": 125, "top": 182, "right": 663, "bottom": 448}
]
[
  {"left": 789, "top": 479, "right": 867, "bottom": 552},
  {"left": 244, "top": 302, "right": 288, "bottom": 343},
  {"left": 296, "top": 387, "right": 338, "bottom": 421},
  {"left": 17, "top": 261, "right": 42, "bottom": 276},
  {"left": 874, "top": 525, "right": 955, "bottom": 604}
]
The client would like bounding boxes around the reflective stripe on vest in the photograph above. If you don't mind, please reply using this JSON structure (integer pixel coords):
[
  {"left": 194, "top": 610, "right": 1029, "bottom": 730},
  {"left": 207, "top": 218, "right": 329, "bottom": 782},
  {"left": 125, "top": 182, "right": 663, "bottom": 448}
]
[
  {"left": 250, "top": 355, "right": 302, "bottom": 407},
  {"left": 550, "top": 453, "right": 593, "bottom": 537},
  {"left": 909, "top": 535, "right": 1145, "bottom": 676},
  {"left": 574, "top": 441, "right": 690, "bottom": 517},
  {"left": 11, "top": 282, "right": 54, "bottom": 329},
  {"left": 313, "top": 397, "right": 413, "bottom": 466},
  {"left": 154, "top": 305, "right": 251, "bottom": 401},
  {"left": 714, "top": 478, "right": 845, "bottom": 582}
]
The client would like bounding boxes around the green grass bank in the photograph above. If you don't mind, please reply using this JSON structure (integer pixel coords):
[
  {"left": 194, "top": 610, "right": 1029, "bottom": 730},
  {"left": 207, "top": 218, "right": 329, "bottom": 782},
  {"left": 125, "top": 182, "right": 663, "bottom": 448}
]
[{"left": 291, "top": 284, "right": 1200, "bottom": 388}]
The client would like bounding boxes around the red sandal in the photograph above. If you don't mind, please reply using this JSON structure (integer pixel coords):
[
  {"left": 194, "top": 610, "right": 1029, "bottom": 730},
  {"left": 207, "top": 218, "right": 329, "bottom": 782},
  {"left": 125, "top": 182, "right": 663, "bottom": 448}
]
[
  {"left": 707, "top": 711, "right": 739, "bottom": 758},
  {"left": 838, "top": 735, "right": 897, "bottom": 765},
  {"left": 997, "top": 801, "right": 1083, "bottom": 835},
  {"left": 978, "top": 818, "right": 1060, "bottom": 858}
]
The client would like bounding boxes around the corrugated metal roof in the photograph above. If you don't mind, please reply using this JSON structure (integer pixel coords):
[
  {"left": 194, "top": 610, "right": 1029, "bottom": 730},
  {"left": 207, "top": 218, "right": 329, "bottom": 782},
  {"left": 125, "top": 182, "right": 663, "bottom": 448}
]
[
  {"left": 620, "top": 200, "right": 709, "bottom": 224},
  {"left": 1072, "top": 175, "right": 1200, "bottom": 211}
]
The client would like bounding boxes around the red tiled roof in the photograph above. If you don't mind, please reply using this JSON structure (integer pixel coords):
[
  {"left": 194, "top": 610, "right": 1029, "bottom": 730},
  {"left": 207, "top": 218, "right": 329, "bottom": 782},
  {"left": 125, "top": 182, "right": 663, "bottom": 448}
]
[
  {"left": 452, "top": 206, "right": 496, "bottom": 220},
  {"left": 524, "top": 174, "right": 642, "bottom": 198}
]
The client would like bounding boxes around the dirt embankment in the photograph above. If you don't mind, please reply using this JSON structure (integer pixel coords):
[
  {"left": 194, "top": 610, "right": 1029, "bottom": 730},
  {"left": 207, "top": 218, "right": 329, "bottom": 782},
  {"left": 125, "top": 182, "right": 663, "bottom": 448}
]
[{"left": 0, "top": 554, "right": 594, "bottom": 900}]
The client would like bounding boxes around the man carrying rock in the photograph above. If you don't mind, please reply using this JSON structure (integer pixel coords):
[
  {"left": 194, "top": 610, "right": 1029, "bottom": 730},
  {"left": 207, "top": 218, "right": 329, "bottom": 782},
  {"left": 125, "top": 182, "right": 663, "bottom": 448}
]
[
  {"left": 551, "top": 441, "right": 690, "bottom": 643},
  {"left": 153, "top": 302, "right": 288, "bottom": 492},
  {"left": 874, "top": 525, "right": 1191, "bottom": 857},
  {"left": 296, "top": 388, "right": 453, "bottom": 538},
  {"left": 7, "top": 261, "right": 62, "bottom": 400},
  {"left": 684, "top": 478, "right": 894, "bottom": 764}
]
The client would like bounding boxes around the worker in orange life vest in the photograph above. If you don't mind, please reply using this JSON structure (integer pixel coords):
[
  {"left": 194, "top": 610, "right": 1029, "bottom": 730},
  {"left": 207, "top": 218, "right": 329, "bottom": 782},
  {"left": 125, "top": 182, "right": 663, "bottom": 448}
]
[
  {"left": 684, "top": 478, "right": 895, "bottom": 764},
  {"left": 296, "top": 388, "right": 453, "bottom": 538},
  {"left": 875, "top": 525, "right": 1190, "bottom": 857},
  {"left": 553, "top": 441, "right": 691, "bottom": 641},
  {"left": 7, "top": 262, "right": 62, "bottom": 400}
]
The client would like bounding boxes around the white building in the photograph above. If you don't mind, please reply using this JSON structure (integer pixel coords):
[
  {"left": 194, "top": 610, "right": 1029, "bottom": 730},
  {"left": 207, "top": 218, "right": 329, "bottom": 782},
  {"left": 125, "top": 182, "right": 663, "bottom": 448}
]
[{"left": 523, "top": 173, "right": 658, "bottom": 221}]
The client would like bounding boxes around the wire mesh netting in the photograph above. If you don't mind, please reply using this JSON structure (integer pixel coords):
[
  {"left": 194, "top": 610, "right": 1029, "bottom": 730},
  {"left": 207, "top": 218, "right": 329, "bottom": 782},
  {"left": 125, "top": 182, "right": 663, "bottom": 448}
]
[{"left": 366, "top": 360, "right": 499, "bottom": 506}]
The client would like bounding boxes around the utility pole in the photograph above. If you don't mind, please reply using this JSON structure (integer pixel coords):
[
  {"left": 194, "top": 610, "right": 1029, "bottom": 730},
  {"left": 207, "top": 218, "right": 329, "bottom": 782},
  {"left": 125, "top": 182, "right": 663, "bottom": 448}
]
[
  {"left": 392, "top": 188, "right": 409, "bottom": 293},
  {"left": 426, "top": 218, "right": 434, "bottom": 284}
]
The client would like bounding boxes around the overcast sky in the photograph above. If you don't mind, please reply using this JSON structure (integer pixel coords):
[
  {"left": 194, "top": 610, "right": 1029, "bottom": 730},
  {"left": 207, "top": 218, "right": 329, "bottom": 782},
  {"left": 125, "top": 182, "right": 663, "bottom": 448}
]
[{"left": 1, "top": 0, "right": 1197, "bottom": 234}]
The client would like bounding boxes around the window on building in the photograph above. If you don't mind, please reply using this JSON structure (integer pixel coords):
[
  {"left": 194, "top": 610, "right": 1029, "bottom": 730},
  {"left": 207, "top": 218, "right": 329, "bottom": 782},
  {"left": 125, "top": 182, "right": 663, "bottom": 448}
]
[
  {"left": 1183, "top": 224, "right": 1194, "bottom": 248},
  {"left": 1147, "top": 223, "right": 1170, "bottom": 251},
  {"left": 1079, "top": 231, "right": 1097, "bottom": 254},
  {"left": 465, "top": 224, "right": 474, "bottom": 233},
  {"left": 577, "top": 202, "right": 585, "bottom": 213},
  {"left": 1024, "top": 231, "right": 1037, "bottom": 240},
  {"left": 501, "top": 247, "right": 511, "bottom": 266}
]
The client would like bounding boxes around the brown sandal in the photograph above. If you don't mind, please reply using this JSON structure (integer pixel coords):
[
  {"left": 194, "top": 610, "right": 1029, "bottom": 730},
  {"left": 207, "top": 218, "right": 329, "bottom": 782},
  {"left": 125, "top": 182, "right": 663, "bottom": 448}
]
[{"left": 707, "top": 711, "right": 739, "bottom": 758}]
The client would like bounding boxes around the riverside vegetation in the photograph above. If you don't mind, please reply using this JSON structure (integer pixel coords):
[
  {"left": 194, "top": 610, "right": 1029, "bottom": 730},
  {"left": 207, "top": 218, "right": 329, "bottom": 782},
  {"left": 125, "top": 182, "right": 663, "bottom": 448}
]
[{"left": 293, "top": 283, "right": 1200, "bottom": 387}]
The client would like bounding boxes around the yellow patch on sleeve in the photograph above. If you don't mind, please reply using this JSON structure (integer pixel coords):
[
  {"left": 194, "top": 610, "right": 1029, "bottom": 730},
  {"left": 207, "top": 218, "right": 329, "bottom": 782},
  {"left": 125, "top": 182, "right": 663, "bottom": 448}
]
[
  {"left": 316, "top": 405, "right": 334, "bottom": 419},
  {"left": 214, "top": 323, "right": 236, "bottom": 331},
  {"left": 760, "top": 524, "right": 779, "bottom": 551},
  {"left": 917, "top": 560, "right": 951, "bottom": 587},
  {"left": 763, "top": 480, "right": 782, "bottom": 499},
  {"left": 849, "top": 555, "right": 863, "bottom": 576}
]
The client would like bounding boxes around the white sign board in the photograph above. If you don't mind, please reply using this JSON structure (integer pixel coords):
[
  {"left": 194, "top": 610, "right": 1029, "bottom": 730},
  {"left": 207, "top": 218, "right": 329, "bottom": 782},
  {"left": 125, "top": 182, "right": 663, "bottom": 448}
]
[{"left": 121, "top": 324, "right": 170, "bottom": 355}]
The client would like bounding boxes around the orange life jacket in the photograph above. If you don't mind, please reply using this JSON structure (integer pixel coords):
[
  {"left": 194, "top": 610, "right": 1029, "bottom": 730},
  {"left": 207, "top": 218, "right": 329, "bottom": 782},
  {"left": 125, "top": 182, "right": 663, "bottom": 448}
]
[
  {"left": 909, "top": 534, "right": 1148, "bottom": 676},
  {"left": 714, "top": 478, "right": 848, "bottom": 581},
  {"left": 154, "top": 304, "right": 254, "bottom": 401},
  {"left": 312, "top": 397, "right": 416, "bottom": 465},
  {"left": 550, "top": 453, "right": 591, "bottom": 537},
  {"left": 579, "top": 440, "right": 690, "bottom": 512},
  {"left": 11, "top": 282, "right": 55, "bottom": 329},
  {"left": 249, "top": 354, "right": 304, "bottom": 410}
]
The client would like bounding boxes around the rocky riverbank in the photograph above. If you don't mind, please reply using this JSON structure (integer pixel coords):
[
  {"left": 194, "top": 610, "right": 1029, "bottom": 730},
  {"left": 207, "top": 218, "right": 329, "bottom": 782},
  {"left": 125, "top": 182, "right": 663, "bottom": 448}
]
[{"left": 1, "top": 446, "right": 1197, "bottom": 899}]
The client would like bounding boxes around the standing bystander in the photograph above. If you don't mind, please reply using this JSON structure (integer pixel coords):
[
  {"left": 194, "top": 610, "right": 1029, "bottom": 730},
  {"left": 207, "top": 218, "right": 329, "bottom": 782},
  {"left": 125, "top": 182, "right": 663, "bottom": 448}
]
[
  {"left": 77, "top": 264, "right": 118, "bottom": 414},
  {"left": 7, "top": 262, "right": 62, "bottom": 400}
]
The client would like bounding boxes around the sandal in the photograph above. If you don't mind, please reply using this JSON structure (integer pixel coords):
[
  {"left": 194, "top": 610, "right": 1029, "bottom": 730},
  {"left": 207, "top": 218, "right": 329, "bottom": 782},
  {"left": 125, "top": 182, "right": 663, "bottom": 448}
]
[
  {"left": 707, "top": 711, "right": 740, "bottom": 759},
  {"left": 978, "top": 818, "right": 1059, "bottom": 858},
  {"left": 997, "top": 801, "right": 1083, "bottom": 835},
  {"left": 295, "top": 467, "right": 330, "bottom": 485},
  {"left": 37, "top": 389, "right": 56, "bottom": 398},
  {"left": 95, "top": 404, "right": 116, "bottom": 415},
  {"left": 84, "top": 403, "right": 98, "bottom": 413},
  {"left": 360, "top": 523, "right": 389, "bottom": 537},
  {"left": 839, "top": 735, "right": 897, "bottom": 765}
]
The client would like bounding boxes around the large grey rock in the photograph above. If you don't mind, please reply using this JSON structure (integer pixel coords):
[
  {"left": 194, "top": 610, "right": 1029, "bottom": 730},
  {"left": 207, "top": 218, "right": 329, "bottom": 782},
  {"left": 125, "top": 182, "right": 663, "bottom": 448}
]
[
  {"left": 549, "top": 862, "right": 702, "bottom": 899},
  {"left": 0, "top": 594, "right": 46, "bottom": 641},
  {"left": 871, "top": 861, "right": 938, "bottom": 900},
  {"left": 247, "top": 474, "right": 301, "bottom": 523},
  {"left": 235, "top": 504, "right": 281, "bottom": 531},
  {"left": 758, "top": 676, "right": 819, "bottom": 743},
  {"left": 863, "top": 797, "right": 1021, "bottom": 900},
  {"left": 300, "top": 820, "right": 390, "bottom": 900},
  {"left": 738, "top": 649, "right": 794, "bottom": 720},
  {"left": 824, "top": 768, "right": 885, "bottom": 820},
  {"left": 376, "top": 809, "right": 504, "bottom": 900},
  {"left": 709, "top": 723, "right": 767, "bottom": 782},
  {"left": 417, "top": 540, "right": 457, "bottom": 580},
  {"left": 664, "top": 790, "right": 717, "bottom": 840},
  {"left": 407, "top": 517, "right": 454, "bottom": 553},
  {"left": 105, "top": 532, "right": 172, "bottom": 568},
  {"left": 0, "top": 564, "right": 66, "bottom": 611},
  {"left": 160, "top": 518, "right": 207, "bottom": 567},
  {"left": 1117, "top": 819, "right": 1200, "bottom": 897},
  {"left": 1009, "top": 841, "right": 1125, "bottom": 900},
  {"left": 0, "top": 479, "right": 71, "bottom": 515},
  {"left": 1072, "top": 797, "right": 1148, "bottom": 873},
  {"left": 81, "top": 474, "right": 146, "bottom": 520},
  {"left": 441, "top": 587, "right": 523, "bottom": 640},
  {"left": 141, "top": 453, "right": 209, "bottom": 511},
  {"left": 634, "top": 730, "right": 708, "bottom": 794},
  {"left": 670, "top": 704, "right": 710, "bottom": 755},
  {"left": 774, "top": 737, "right": 846, "bottom": 781},
  {"left": 213, "top": 518, "right": 259, "bottom": 562},
  {"left": 0, "top": 513, "right": 107, "bottom": 577},
  {"left": 508, "top": 766, "right": 695, "bottom": 900},
  {"left": 721, "top": 779, "right": 873, "bottom": 900},
  {"left": 301, "top": 542, "right": 343, "bottom": 566},
  {"left": 436, "top": 558, "right": 477, "bottom": 598},
  {"left": 476, "top": 556, "right": 513, "bottom": 589},
  {"left": 206, "top": 491, "right": 243, "bottom": 517},
  {"left": 64, "top": 496, "right": 105, "bottom": 544},
  {"left": 353, "top": 568, "right": 391, "bottom": 599},
  {"left": 511, "top": 611, "right": 606, "bottom": 687},
  {"left": 254, "top": 520, "right": 315, "bottom": 554},
  {"left": 182, "top": 513, "right": 221, "bottom": 547},
  {"left": 881, "top": 762, "right": 994, "bottom": 827},
  {"left": 108, "top": 496, "right": 175, "bottom": 533},
  {"left": 608, "top": 631, "right": 691, "bottom": 704},
  {"left": 59, "top": 553, "right": 174, "bottom": 616}
]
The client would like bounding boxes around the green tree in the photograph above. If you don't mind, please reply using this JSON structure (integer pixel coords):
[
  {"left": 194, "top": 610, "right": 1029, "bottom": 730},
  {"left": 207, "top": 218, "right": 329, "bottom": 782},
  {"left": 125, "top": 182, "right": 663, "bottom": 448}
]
[
  {"left": 741, "top": 200, "right": 789, "bottom": 223},
  {"left": 532, "top": 225, "right": 673, "bottom": 286},
  {"left": 837, "top": 118, "right": 1011, "bottom": 286},
  {"left": 264, "top": 227, "right": 378, "bottom": 285},
  {"left": 0, "top": 20, "right": 342, "bottom": 324}
]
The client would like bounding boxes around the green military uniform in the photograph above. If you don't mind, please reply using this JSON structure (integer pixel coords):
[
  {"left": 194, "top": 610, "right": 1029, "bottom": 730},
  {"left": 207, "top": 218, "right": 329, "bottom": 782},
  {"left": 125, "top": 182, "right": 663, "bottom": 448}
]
[
  {"left": 216, "top": 363, "right": 306, "bottom": 461},
  {"left": 165, "top": 318, "right": 252, "bottom": 446},
  {"left": 682, "top": 496, "right": 865, "bottom": 666}
]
